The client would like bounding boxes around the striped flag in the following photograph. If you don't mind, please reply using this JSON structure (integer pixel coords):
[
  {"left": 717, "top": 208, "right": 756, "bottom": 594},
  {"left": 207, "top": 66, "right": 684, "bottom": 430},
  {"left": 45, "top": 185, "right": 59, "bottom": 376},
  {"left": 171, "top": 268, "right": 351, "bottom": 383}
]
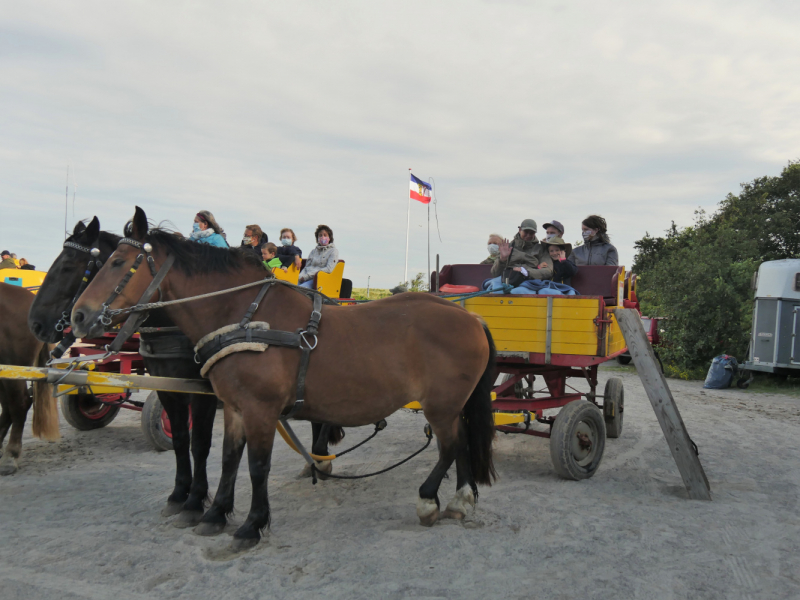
[{"left": 410, "top": 173, "right": 432, "bottom": 204}]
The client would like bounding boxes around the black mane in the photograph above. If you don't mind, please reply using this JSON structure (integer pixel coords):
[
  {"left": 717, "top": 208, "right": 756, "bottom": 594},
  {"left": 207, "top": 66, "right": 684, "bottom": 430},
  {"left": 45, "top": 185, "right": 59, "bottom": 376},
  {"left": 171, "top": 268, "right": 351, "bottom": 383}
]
[{"left": 123, "top": 221, "right": 262, "bottom": 276}]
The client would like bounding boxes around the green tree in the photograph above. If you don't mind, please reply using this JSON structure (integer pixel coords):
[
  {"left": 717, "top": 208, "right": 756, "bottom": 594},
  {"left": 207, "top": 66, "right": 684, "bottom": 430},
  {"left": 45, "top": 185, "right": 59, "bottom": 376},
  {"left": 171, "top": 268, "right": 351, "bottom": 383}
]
[{"left": 633, "top": 161, "right": 800, "bottom": 375}]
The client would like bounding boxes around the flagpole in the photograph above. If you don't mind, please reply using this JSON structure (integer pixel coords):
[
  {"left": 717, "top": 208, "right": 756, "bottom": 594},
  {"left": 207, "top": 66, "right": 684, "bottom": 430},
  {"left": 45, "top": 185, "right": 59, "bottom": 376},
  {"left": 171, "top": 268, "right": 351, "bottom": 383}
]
[
  {"left": 404, "top": 168, "right": 411, "bottom": 286},
  {"left": 427, "top": 202, "right": 430, "bottom": 291}
]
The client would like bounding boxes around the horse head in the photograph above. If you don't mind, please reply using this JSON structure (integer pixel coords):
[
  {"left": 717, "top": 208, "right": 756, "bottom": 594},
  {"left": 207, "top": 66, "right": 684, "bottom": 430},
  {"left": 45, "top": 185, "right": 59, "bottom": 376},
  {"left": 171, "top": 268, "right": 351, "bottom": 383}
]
[
  {"left": 70, "top": 206, "right": 161, "bottom": 339},
  {"left": 28, "top": 216, "right": 116, "bottom": 343}
]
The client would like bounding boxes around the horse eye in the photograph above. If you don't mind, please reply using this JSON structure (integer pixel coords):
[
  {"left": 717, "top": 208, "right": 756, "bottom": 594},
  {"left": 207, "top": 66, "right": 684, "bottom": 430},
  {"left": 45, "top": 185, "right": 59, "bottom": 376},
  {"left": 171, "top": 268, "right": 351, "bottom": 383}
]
[{"left": 112, "top": 258, "right": 125, "bottom": 267}]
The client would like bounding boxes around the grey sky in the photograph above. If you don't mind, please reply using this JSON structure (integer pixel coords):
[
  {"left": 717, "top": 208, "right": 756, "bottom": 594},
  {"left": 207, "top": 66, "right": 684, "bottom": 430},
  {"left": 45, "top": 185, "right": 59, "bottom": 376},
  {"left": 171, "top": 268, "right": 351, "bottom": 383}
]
[{"left": 1, "top": 1, "right": 798, "bottom": 287}]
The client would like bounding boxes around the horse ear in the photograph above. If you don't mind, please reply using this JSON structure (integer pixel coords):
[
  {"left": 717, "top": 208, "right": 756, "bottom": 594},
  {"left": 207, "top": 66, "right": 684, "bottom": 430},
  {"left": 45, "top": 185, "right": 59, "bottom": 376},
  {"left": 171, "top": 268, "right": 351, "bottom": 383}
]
[
  {"left": 131, "top": 206, "right": 148, "bottom": 240},
  {"left": 73, "top": 221, "right": 86, "bottom": 236},
  {"left": 84, "top": 216, "right": 100, "bottom": 242}
]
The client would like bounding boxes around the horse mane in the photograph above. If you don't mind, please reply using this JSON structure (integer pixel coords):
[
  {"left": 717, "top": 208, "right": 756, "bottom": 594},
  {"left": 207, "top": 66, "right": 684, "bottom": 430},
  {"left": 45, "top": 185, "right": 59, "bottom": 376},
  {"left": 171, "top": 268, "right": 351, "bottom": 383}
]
[
  {"left": 123, "top": 221, "right": 262, "bottom": 276},
  {"left": 97, "top": 230, "right": 121, "bottom": 246}
]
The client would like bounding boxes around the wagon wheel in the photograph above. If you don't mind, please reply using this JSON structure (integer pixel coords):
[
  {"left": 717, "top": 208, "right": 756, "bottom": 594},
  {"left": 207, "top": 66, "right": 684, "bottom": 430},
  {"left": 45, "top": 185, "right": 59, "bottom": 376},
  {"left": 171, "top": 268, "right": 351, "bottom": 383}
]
[
  {"left": 549, "top": 400, "right": 606, "bottom": 480},
  {"left": 60, "top": 393, "right": 121, "bottom": 431},
  {"left": 141, "top": 392, "right": 193, "bottom": 452},
  {"left": 603, "top": 377, "right": 624, "bottom": 438},
  {"left": 616, "top": 355, "right": 632, "bottom": 365}
]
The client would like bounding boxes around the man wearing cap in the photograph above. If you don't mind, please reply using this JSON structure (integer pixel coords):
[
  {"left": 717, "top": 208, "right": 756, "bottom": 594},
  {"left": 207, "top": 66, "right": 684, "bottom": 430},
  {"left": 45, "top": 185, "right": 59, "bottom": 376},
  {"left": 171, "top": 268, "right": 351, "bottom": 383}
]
[
  {"left": 543, "top": 220, "right": 565, "bottom": 242},
  {"left": 489, "top": 219, "right": 552, "bottom": 284},
  {"left": 0, "top": 251, "right": 18, "bottom": 270}
]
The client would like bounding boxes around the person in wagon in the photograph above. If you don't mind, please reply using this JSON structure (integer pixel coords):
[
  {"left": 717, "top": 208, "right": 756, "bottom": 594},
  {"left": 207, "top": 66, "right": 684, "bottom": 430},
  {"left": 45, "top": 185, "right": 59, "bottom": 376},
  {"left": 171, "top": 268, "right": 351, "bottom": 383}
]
[
  {"left": 484, "top": 219, "right": 552, "bottom": 291},
  {"left": 276, "top": 227, "right": 303, "bottom": 270},
  {"left": 240, "top": 224, "right": 268, "bottom": 258},
  {"left": 299, "top": 225, "right": 339, "bottom": 289},
  {"left": 480, "top": 233, "right": 503, "bottom": 265},
  {"left": 570, "top": 215, "right": 618, "bottom": 266},
  {"left": 261, "top": 242, "right": 283, "bottom": 270},
  {"left": 0, "top": 250, "right": 17, "bottom": 270},
  {"left": 19, "top": 258, "right": 36, "bottom": 271},
  {"left": 540, "top": 237, "right": 577, "bottom": 285},
  {"left": 189, "top": 211, "right": 228, "bottom": 248},
  {"left": 543, "top": 219, "right": 565, "bottom": 242}
]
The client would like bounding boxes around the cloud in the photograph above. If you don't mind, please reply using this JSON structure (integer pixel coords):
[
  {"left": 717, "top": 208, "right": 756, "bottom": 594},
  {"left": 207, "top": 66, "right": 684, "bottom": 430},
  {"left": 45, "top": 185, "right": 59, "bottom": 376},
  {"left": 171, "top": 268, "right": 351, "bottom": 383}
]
[{"left": 1, "top": 1, "right": 798, "bottom": 285}]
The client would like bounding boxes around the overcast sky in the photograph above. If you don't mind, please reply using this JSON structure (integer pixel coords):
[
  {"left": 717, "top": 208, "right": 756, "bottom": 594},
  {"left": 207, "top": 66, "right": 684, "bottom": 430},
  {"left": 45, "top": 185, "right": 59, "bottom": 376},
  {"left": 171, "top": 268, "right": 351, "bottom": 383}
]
[{"left": 2, "top": 1, "right": 798, "bottom": 287}]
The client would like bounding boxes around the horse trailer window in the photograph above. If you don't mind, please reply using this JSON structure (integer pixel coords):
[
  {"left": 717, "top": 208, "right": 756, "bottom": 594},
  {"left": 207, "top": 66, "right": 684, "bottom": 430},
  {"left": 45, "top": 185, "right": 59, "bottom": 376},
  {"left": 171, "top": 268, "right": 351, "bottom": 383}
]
[{"left": 795, "top": 273, "right": 800, "bottom": 291}]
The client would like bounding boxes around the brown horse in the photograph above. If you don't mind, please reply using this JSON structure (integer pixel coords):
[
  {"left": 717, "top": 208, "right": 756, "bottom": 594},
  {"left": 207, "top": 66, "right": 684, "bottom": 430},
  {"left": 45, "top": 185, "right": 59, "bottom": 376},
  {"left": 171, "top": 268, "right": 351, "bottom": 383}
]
[
  {"left": 0, "top": 283, "right": 59, "bottom": 475},
  {"left": 71, "top": 207, "right": 496, "bottom": 550}
]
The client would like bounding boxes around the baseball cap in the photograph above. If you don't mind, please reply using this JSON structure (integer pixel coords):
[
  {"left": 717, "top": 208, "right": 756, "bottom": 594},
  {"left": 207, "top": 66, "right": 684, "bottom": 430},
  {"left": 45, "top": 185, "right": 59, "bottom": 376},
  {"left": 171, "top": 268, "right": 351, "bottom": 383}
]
[
  {"left": 543, "top": 220, "right": 564, "bottom": 235},
  {"left": 1, "top": 250, "right": 10, "bottom": 257},
  {"left": 519, "top": 219, "right": 537, "bottom": 232}
]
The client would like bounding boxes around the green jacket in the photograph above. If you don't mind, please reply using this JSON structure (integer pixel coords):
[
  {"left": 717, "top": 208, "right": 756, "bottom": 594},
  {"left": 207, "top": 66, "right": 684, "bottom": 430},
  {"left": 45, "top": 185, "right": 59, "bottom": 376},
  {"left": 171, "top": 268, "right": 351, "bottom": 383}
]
[
  {"left": 490, "top": 234, "right": 553, "bottom": 280},
  {"left": 0, "top": 258, "right": 17, "bottom": 270}
]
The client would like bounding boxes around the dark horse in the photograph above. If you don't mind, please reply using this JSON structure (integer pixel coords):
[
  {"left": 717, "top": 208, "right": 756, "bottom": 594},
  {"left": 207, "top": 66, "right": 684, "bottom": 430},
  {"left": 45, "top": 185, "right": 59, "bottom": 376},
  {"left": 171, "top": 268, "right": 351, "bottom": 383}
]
[
  {"left": 72, "top": 207, "right": 497, "bottom": 550},
  {"left": 29, "top": 218, "right": 341, "bottom": 525},
  {"left": 1, "top": 282, "right": 58, "bottom": 475}
]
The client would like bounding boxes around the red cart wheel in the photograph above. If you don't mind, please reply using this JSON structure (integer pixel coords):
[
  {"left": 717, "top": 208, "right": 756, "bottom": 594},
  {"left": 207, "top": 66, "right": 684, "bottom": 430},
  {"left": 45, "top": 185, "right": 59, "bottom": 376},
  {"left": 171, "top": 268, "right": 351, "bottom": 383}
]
[{"left": 60, "top": 393, "right": 121, "bottom": 430}]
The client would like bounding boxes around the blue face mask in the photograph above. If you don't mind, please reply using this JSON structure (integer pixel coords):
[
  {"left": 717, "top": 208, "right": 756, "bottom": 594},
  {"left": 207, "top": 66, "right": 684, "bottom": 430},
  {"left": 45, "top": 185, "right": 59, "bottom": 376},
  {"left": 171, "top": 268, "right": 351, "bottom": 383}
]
[
  {"left": 192, "top": 222, "right": 200, "bottom": 233},
  {"left": 281, "top": 238, "right": 292, "bottom": 246}
]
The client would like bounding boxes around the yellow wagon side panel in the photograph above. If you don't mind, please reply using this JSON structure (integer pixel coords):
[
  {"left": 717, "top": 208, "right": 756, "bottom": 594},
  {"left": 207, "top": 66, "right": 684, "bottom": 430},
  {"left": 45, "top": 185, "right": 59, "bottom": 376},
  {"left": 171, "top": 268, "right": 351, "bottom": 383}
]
[
  {"left": 463, "top": 296, "right": 602, "bottom": 356},
  {"left": 605, "top": 310, "right": 627, "bottom": 357}
]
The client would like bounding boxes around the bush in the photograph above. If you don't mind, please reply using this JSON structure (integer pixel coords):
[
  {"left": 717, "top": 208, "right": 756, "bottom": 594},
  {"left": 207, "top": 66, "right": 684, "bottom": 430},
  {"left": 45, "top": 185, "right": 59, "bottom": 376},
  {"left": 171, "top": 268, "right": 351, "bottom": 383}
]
[{"left": 633, "top": 161, "right": 800, "bottom": 374}]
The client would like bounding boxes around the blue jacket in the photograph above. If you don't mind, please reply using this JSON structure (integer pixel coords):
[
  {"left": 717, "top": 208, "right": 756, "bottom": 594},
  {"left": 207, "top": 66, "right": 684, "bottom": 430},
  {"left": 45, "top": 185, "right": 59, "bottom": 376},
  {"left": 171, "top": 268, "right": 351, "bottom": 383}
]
[{"left": 190, "top": 230, "right": 229, "bottom": 248}]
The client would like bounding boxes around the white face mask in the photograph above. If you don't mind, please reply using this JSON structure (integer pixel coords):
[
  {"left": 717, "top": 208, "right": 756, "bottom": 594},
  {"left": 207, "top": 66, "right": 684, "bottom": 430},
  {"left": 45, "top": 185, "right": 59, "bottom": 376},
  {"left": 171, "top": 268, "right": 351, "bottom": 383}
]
[
  {"left": 546, "top": 233, "right": 558, "bottom": 241},
  {"left": 242, "top": 237, "right": 252, "bottom": 245},
  {"left": 582, "top": 229, "right": 596, "bottom": 242},
  {"left": 487, "top": 244, "right": 500, "bottom": 256},
  {"left": 280, "top": 237, "right": 292, "bottom": 246}
]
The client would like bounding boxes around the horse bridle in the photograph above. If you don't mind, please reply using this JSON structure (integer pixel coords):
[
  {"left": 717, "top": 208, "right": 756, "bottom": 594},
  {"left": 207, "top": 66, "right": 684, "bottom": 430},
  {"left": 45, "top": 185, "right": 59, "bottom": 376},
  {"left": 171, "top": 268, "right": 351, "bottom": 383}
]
[
  {"left": 54, "top": 241, "right": 105, "bottom": 333},
  {"left": 95, "top": 237, "right": 175, "bottom": 354}
]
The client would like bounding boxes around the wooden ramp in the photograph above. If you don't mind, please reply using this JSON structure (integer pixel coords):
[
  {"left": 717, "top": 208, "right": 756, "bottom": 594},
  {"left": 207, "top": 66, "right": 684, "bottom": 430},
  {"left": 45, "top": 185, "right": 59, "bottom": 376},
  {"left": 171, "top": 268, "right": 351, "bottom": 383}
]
[{"left": 613, "top": 308, "right": 712, "bottom": 501}]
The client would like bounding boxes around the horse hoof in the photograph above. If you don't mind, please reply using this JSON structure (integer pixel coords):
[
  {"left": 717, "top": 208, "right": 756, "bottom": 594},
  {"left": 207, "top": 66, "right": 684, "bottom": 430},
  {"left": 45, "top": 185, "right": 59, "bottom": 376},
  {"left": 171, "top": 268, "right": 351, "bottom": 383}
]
[
  {"left": 173, "top": 510, "right": 204, "bottom": 529},
  {"left": 194, "top": 521, "right": 226, "bottom": 537},
  {"left": 298, "top": 460, "right": 333, "bottom": 479},
  {"left": 161, "top": 502, "right": 184, "bottom": 517},
  {"left": 442, "top": 485, "right": 476, "bottom": 520},
  {"left": 230, "top": 537, "right": 259, "bottom": 552},
  {"left": 416, "top": 497, "right": 440, "bottom": 527},
  {"left": 0, "top": 464, "right": 18, "bottom": 476}
]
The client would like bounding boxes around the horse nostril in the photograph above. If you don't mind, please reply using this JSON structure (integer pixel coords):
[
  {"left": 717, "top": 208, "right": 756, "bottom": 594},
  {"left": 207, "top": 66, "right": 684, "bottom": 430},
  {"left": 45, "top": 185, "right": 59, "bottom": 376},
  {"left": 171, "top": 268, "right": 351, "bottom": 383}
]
[
  {"left": 73, "top": 310, "right": 85, "bottom": 325},
  {"left": 30, "top": 321, "right": 42, "bottom": 336}
]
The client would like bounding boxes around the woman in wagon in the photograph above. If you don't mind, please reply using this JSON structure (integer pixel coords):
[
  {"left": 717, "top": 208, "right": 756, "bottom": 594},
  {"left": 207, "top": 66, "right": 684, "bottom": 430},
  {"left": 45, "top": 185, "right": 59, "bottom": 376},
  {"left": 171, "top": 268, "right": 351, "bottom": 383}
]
[
  {"left": 570, "top": 215, "right": 618, "bottom": 266},
  {"left": 276, "top": 227, "right": 303, "bottom": 270},
  {"left": 189, "top": 211, "right": 228, "bottom": 248},
  {"left": 298, "top": 224, "right": 338, "bottom": 289},
  {"left": 480, "top": 233, "right": 503, "bottom": 265}
]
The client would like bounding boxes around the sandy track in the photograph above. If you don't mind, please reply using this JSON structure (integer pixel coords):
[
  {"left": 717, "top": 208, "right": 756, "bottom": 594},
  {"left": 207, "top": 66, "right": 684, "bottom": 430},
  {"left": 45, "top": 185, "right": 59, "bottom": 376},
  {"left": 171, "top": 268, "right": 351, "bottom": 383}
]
[{"left": 1, "top": 367, "right": 799, "bottom": 599}]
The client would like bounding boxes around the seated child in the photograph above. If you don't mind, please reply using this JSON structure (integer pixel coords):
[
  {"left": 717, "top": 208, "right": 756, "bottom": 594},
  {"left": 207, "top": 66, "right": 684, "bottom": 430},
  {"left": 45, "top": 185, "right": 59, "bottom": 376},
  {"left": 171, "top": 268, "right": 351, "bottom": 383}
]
[
  {"left": 276, "top": 228, "right": 303, "bottom": 269},
  {"left": 261, "top": 242, "right": 283, "bottom": 270},
  {"left": 541, "top": 236, "right": 577, "bottom": 285}
]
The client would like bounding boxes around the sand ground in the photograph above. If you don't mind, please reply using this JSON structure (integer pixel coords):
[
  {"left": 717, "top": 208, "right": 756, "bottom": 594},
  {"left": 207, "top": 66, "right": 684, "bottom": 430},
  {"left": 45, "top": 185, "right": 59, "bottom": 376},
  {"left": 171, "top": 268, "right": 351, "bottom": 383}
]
[{"left": 1, "top": 366, "right": 799, "bottom": 600}]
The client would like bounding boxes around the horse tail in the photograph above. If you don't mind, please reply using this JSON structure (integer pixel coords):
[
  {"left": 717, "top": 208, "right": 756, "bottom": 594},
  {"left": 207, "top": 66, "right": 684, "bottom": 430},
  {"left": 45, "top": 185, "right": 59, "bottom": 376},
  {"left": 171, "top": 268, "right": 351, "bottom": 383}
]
[
  {"left": 463, "top": 321, "right": 497, "bottom": 486},
  {"left": 328, "top": 426, "right": 345, "bottom": 446},
  {"left": 32, "top": 343, "right": 60, "bottom": 441}
]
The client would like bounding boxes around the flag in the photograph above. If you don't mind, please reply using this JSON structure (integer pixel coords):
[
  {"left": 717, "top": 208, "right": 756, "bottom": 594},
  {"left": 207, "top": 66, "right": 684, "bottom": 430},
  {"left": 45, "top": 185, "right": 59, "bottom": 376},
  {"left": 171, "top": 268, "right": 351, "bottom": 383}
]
[{"left": 410, "top": 173, "right": 432, "bottom": 204}]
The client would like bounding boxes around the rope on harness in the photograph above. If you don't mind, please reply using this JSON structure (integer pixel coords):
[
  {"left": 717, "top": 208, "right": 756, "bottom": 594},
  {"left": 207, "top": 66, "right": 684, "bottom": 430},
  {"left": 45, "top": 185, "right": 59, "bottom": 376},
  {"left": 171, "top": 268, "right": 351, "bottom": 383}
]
[{"left": 309, "top": 424, "right": 433, "bottom": 484}]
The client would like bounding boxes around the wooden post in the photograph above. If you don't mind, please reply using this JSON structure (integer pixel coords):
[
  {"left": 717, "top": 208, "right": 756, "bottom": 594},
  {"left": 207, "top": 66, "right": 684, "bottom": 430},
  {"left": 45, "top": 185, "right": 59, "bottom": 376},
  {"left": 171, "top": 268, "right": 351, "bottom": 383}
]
[{"left": 613, "top": 309, "right": 712, "bottom": 501}]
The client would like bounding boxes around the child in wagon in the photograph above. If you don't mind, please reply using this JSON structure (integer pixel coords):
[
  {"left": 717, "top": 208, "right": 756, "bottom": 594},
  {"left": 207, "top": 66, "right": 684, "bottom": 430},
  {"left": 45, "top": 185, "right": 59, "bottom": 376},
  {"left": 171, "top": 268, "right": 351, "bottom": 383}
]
[
  {"left": 261, "top": 242, "right": 283, "bottom": 270},
  {"left": 539, "top": 237, "right": 578, "bottom": 286}
]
